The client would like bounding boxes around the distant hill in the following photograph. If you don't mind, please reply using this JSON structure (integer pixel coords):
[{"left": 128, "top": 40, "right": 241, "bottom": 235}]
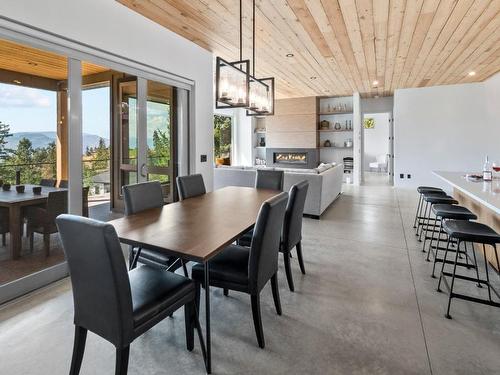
[{"left": 6, "top": 132, "right": 109, "bottom": 153}]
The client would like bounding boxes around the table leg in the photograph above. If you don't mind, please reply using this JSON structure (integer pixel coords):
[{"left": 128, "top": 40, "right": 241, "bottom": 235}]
[
  {"left": 205, "top": 261, "right": 211, "bottom": 374},
  {"left": 9, "top": 205, "right": 21, "bottom": 260}
]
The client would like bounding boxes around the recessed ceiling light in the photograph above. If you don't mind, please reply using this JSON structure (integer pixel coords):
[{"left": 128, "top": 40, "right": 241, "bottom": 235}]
[
  {"left": 310, "top": 76, "right": 317, "bottom": 80},
  {"left": 468, "top": 71, "right": 476, "bottom": 76},
  {"left": 286, "top": 53, "right": 294, "bottom": 58},
  {"left": 372, "top": 80, "right": 379, "bottom": 86},
  {"left": 13, "top": 79, "right": 21, "bottom": 84}
]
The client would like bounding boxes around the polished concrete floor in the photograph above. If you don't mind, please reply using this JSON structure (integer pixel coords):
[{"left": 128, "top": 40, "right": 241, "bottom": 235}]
[{"left": 1, "top": 178, "right": 500, "bottom": 374}]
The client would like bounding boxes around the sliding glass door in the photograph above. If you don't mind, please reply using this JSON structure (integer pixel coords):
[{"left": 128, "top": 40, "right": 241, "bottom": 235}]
[{"left": 114, "top": 78, "right": 178, "bottom": 209}]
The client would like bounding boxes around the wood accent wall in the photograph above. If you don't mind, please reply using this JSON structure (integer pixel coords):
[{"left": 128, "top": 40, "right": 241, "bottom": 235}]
[{"left": 265, "top": 96, "right": 318, "bottom": 149}]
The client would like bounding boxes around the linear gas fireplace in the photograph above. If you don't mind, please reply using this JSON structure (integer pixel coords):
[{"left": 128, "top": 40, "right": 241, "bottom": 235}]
[{"left": 267, "top": 148, "right": 318, "bottom": 169}]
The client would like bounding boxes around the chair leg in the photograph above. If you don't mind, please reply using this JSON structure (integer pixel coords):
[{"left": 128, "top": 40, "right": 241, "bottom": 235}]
[
  {"left": 182, "top": 260, "right": 189, "bottom": 278},
  {"left": 270, "top": 273, "right": 282, "bottom": 316},
  {"left": 184, "top": 302, "right": 195, "bottom": 352},
  {"left": 43, "top": 233, "right": 50, "bottom": 257},
  {"left": 296, "top": 241, "right": 306, "bottom": 275},
  {"left": 29, "top": 231, "right": 34, "bottom": 252},
  {"left": 69, "top": 326, "right": 87, "bottom": 375},
  {"left": 194, "top": 281, "right": 201, "bottom": 316},
  {"left": 223, "top": 288, "right": 229, "bottom": 296},
  {"left": 115, "top": 346, "right": 130, "bottom": 375},
  {"left": 250, "top": 294, "right": 265, "bottom": 349},
  {"left": 283, "top": 251, "right": 295, "bottom": 292}
]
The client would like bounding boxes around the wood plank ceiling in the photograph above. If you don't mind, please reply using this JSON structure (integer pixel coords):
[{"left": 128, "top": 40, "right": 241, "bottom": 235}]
[
  {"left": 0, "top": 39, "right": 108, "bottom": 80},
  {"left": 117, "top": 0, "right": 500, "bottom": 98}
]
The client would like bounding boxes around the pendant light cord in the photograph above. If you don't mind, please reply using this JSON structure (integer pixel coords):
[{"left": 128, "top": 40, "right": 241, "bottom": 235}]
[
  {"left": 253, "top": 0, "right": 256, "bottom": 76},
  {"left": 239, "top": 0, "right": 242, "bottom": 62}
]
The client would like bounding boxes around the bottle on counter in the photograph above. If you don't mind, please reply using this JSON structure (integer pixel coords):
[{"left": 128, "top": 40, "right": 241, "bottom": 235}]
[{"left": 483, "top": 155, "right": 493, "bottom": 181}]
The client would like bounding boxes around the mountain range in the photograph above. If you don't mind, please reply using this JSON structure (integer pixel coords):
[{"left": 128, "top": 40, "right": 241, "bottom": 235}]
[{"left": 6, "top": 132, "right": 109, "bottom": 153}]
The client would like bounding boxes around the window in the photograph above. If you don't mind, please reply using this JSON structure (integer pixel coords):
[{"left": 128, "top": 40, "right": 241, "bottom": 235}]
[{"left": 214, "top": 114, "right": 232, "bottom": 165}]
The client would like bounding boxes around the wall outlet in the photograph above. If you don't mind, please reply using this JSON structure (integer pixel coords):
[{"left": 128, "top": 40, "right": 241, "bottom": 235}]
[
  {"left": 200, "top": 154, "right": 207, "bottom": 162},
  {"left": 399, "top": 173, "right": 404, "bottom": 179},
  {"left": 407, "top": 174, "right": 411, "bottom": 179}
]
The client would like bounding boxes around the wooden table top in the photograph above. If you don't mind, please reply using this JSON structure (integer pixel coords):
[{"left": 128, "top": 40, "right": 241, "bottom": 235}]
[
  {"left": 110, "top": 186, "right": 280, "bottom": 262},
  {"left": 0, "top": 184, "right": 66, "bottom": 205}
]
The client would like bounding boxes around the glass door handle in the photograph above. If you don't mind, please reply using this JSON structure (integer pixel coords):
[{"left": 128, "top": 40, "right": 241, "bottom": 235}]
[{"left": 140, "top": 163, "right": 148, "bottom": 177}]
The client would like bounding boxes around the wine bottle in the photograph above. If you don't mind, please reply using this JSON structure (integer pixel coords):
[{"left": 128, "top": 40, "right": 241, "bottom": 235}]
[{"left": 483, "top": 155, "right": 492, "bottom": 181}]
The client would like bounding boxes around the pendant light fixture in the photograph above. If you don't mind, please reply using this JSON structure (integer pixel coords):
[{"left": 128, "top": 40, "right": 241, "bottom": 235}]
[
  {"left": 215, "top": 0, "right": 250, "bottom": 109},
  {"left": 247, "top": 0, "right": 275, "bottom": 116}
]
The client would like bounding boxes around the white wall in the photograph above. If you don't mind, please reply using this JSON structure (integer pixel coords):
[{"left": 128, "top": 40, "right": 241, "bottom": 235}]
[
  {"left": 0, "top": 0, "right": 214, "bottom": 188},
  {"left": 393, "top": 74, "right": 500, "bottom": 190},
  {"left": 363, "top": 113, "right": 389, "bottom": 171},
  {"left": 361, "top": 96, "right": 394, "bottom": 114}
]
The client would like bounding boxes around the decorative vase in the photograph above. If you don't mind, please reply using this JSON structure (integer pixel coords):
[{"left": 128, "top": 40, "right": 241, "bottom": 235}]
[
  {"left": 320, "top": 120, "right": 329, "bottom": 130},
  {"left": 259, "top": 137, "right": 266, "bottom": 147},
  {"left": 334, "top": 122, "right": 341, "bottom": 130},
  {"left": 324, "top": 140, "right": 331, "bottom": 147}
]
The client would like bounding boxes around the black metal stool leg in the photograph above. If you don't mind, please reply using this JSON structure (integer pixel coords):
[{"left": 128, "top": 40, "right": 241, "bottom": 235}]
[
  {"left": 437, "top": 238, "right": 451, "bottom": 292},
  {"left": 419, "top": 202, "right": 432, "bottom": 244},
  {"left": 445, "top": 240, "right": 462, "bottom": 319},
  {"left": 417, "top": 202, "right": 429, "bottom": 238},
  {"left": 413, "top": 194, "right": 423, "bottom": 229},
  {"left": 482, "top": 244, "right": 492, "bottom": 302},
  {"left": 468, "top": 241, "right": 482, "bottom": 287},
  {"left": 427, "top": 217, "right": 442, "bottom": 262},
  {"left": 493, "top": 244, "right": 500, "bottom": 280}
]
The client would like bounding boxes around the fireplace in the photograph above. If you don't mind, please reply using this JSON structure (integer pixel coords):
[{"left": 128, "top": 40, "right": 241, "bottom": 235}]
[
  {"left": 274, "top": 152, "right": 307, "bottom": 165},
  {"left": 266, "top": 148, "right": 318, "bottom": 169}
]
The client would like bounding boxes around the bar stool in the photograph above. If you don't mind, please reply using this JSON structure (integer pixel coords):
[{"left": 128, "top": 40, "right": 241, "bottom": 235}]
[
  {"left": 413, "top": 186, "right": 445, "bottom": 230},
  {"left": 419, "top": 193, "right": 458, "bottom": 244},
  {"left": 437, "top": 220, "right": 500, "bottom": 319},
  {"left": 428, "top": 204, "right": 477, "bottom": 278}
]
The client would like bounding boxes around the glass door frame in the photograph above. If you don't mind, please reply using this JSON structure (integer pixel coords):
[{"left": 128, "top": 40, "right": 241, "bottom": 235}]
[{"left": 0, "top": 21, "right": 194, "bottom": 304}]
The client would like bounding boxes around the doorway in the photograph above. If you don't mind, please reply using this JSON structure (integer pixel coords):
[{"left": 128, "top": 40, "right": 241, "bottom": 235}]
[{"left": 362, "top": 112, "right": 393, "bottom": 186}]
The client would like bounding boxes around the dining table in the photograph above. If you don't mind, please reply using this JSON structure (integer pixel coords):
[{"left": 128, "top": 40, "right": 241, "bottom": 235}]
[
  {"left": 0, "top": 184, "right": 67, "bottom": 260},
  {"left": 109, "top": 186, "right": 280, "bottom": 373}
]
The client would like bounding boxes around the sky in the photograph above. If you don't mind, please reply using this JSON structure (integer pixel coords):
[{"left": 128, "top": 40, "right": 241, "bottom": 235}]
[{"left": 0, "top": 83, "right": 110, "bottom": 139}]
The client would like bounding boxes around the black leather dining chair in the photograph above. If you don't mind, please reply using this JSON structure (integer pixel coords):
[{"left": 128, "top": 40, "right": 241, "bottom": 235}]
[
  {"left": 239, "top": 181, "right": 309, "bottom": 291},
  {"left": 122, "top": 181, "right": 180, "bottom": 272},
  {"left": 176, "top": 174, "right": 206, "bottom": 200},
  {"left": 255, "top": 169, "right": 284, "bottom": 191},
  {"left": 191, "top": 192, "right": 288, "bottom": 349},
  {"left": 40, "top": 178, "right": 56, "bottom": 187},
  {"left": 280, "top": 180, "right": 308, "bottom": 291},
  {"left": 56, "top": 214, "right": 202, "bottom": 375}
]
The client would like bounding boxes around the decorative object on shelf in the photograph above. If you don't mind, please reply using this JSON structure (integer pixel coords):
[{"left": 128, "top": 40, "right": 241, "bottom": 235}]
[
  {"left": 320, "top": 120, "right": 330, "bottom": 130},
  {"left": 364, "top": 117, "right": 375, "bottom": 129},
  {"left": 255, "top": 157, "right": 266, "bottom": 166},
  {"left": 327, "top": 104, "right": 332, "bottom": 113},
  {"left": 344, "top": 138, "right": 353, "bottom": 148},
  {"left": 348, "top": 120, "right": 352, "bottom": 130},
  {"left": 259, "top": 137, "right": 266, "bottom": 147},
  {"left": 246, "top": 0, "right": 275, "bottom": 116},
  {"left": 323, "top": 140, "right": 332, "bottom": 147},
  {"left": 334, "top": 122, "right": 341, "bottom": 130},
  {"left": 255, "top": 128, "right": 266, "bottom": 133}
]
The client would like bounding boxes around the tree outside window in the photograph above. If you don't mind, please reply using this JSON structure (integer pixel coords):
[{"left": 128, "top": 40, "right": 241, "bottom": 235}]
[{"left": 214, "top": 114, "right": 232, "bottom": 166}]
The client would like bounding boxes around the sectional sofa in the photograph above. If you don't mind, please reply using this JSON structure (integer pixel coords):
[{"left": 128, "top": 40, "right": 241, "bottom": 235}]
[{"left": 213, "top": 163, "right": 343, "bottom": 219}]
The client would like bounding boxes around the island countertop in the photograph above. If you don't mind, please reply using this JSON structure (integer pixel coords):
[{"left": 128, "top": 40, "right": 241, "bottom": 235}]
[{"left": 433, "top": 171, "right": 500, "bottom": 215}]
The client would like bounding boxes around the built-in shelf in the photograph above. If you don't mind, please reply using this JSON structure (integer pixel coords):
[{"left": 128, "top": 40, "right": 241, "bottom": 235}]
[
  {"left": 254, "top": 146, "right": 266, "bottom": 149},
  {"left": 318, "top": 129, "right": 353, "bottom": 133},
  {"left": 255, "top": 130, "right": 266, "bottom": 134},
  {"left": 319, "top": 111, "right": 353, "bottom": 115},
  {"left": 319, "top": 146, "right": 353, "bottom": 149}
]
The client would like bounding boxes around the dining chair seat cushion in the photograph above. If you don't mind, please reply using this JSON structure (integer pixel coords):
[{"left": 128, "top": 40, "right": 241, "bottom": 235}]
[
  {"left": 417, "top": 186, "right": 444, "bottom": 194},
  {"left": 131, "top": 248, "right": 176, "bottom": 267},
  {"left": 423, "top": 194, "right": 458, "bottom": 204},
  {"left": 431, "top": 204, "right": 477, "bottom": 220},
  {"left": 191, "top": 245, "right": 249, "bottom": 288},
  {"left": 130, "top": 265, "right": 195, "bottom": 327},
  {"left": 238, "top": 230, "right": 253, "bottom": 247}
]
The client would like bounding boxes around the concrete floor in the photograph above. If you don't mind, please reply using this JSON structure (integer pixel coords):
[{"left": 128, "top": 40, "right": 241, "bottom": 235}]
[{"left": 1, "top": 179, "right": 500, "bottom": 374}]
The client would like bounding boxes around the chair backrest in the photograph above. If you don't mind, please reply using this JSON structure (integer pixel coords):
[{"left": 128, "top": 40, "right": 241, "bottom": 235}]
[
  {"left": 255, "top": 169, "right": 284, "bottom": 191},
  {"left": 47, "top": 191, "right": 68, "bottom": 218},
  {"left": 122, "top": 181, "right": 164, "bottom": 215},
  {"left": 282, "top": 180, "right": 309, "bottom": 252},
  {"left": 58, "top": 180, "right": 68, "bottom": 188},
  {"left": 40, "top": 179, "right": 56, "bottom": 187},
  {"left": 56, "top": 214, "right": 134, "bottom": 347},
  {"left": 176, "top": 174, "right": 206, "bottom": 200},
  {"left": 376, "top": 154, "right": 387, "bottom": 165},
  {"left": 82, "top": 186, "right": 90, "bottom": 218},
  {"left": 248, "top": 192, "right": 288, "bottom": 294}
]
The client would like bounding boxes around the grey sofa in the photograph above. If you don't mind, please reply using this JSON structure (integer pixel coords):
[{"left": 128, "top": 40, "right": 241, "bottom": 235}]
[{"left": 214, "top": 164, "right": 343, "bottom": 218}]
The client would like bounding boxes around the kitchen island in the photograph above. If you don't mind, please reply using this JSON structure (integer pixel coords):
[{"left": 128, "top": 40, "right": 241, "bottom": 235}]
[{"left": 434, "top": 171, "right": 500, "bottom": 270}]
